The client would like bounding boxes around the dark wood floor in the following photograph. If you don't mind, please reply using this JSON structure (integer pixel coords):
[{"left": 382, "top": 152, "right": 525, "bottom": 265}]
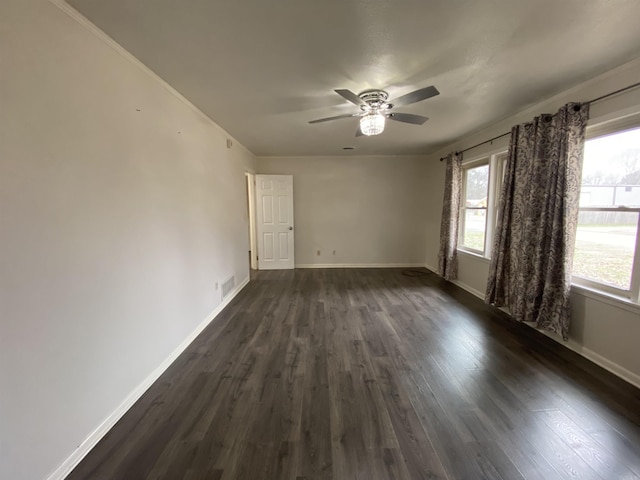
[{"left": 68, "top": 268, "right": 640, "bottom": 480}]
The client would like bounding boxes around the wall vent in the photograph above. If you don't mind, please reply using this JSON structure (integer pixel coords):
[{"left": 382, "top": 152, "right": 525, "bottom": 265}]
[{"left": 221, "top": 275, "right": 235, "bottom": 300}]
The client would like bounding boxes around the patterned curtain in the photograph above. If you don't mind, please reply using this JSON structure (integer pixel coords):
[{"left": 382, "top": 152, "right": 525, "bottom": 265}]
[
  {"left": 437, "top": 152, "right": 462, "bottom": 280},
  {"left": 486, "top": 103, "right": 589, "bottom": 340}
]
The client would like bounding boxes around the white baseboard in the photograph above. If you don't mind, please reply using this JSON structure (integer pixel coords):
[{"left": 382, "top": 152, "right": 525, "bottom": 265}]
[
  {"left": 47, "top": 268, "right": 639, "bottom": 480},
  {"left": 545, "top": 333, "right": 640, "bottom": 389},
  {"left": 451, "top": 279, "right": 485, "bottom": 299},
  {"left": 46, "top": 276, "right": 250, "bottom": 480},
  {"left": 295, "top": 263, "right": 425, "bottom": 269},
  {"left": 446, "top": 276, "right": 640, "bottom": 390}
]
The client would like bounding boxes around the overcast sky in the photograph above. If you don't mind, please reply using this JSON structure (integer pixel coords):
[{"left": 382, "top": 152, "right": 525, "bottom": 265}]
[{"left": 583, "top": 126, "right": 640, "bottom": 179}]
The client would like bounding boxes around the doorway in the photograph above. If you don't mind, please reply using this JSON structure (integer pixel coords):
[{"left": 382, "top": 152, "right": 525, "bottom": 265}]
[{"left": 245, "top": 172, "right": 258, "bottom": 270}]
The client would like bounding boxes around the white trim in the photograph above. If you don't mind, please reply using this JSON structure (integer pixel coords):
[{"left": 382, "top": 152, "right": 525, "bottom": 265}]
[
  {"left": 451, "top": 279, "right": 485, "bottom": 299},
  {"left": 446, "top": 276, "right": 640, "bottom": 389},
  {"left": 630, "top": 213, "right": 640, "bottom": 303},
  {"left": 571, "top": 283, "right": 640, "bottom": 315},
  {"left": 245, "top": 173, "right": 258, "bottom": 270},
  {"left": 457, "top": 245, "right": 486, "bottom": 256},
  {"left": 587, "top": 110, "right": 640, "bottom": 138},
  {"left": 572, "top": 275, "right": 631, "bottom": 299},
  {"left": 539, "top": 331, "right": 640, "bottom": 390},
  {"left": 46, "top": 276, "right": 250, "bottom": 480},
  {"left": 457, "top": 248, "right": 491, "bottom": 264},
  {"left": 424, "top": 263, "right": 438, "bottom": 272},
  {"left": 48, "top": 0, "right": 255, "bottom": 160},
  {"left": 295, "top": 263, "right": 425, "bottom": 269},
  {"left": 461, "top": 155, "right": 491, "bottom": 168}
]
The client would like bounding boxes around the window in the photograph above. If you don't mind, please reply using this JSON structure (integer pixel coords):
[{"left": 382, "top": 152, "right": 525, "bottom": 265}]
[
  {"left": 573, "top": 121, "right": 640, "bottom": 301},
  {"left": 460, "top": 162, "right": 489, "bottom": 252},
  {"left": 458, "top": 152, "right": 507, "bottom": 258}
]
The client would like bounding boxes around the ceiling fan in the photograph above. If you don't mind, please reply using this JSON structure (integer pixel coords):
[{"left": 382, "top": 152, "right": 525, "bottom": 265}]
[{"left": 309, "top": 85, "right": 439, "bottom": 137}]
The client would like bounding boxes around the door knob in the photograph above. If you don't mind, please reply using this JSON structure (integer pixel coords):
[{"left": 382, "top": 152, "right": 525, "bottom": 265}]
[{"left": 289, "top": 226, "right": 293, "bottom": 230}]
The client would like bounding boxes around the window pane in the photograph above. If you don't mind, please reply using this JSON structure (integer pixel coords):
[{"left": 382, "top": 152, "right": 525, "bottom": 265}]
[
  {"left": 464, "top": 165, "right": 489, "bottom": 205},
  {"left": 462, "top": 208, "right": 486, "bottom": 250},
  {"left": 573, "top": 211, "right": 637, "bottom": 290},
  {"left": 581, "top": 127, "right": 640, "bottom": 208},
  {"left": 461, "top": 164, "right": 489, "bottom": 251}
]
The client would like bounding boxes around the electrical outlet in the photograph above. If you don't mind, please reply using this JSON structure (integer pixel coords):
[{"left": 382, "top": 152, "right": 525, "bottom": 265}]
[
  {"left": 316, "top": 250, "right": 321, "bottom": 256},
  {"left": 215, "top": 282, "right": 219, "bottom": 290},
  {"left": 333, "top": 250, "right": 336, "bottom": 255}
]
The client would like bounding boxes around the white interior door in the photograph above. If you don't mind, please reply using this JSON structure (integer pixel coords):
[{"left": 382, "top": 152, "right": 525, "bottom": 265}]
[{"left": 256, "top": 174, "right": 294, "bottom": 269}]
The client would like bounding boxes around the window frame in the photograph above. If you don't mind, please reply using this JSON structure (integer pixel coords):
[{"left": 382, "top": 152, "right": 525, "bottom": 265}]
[
  {"left": 459, "top": 159, "right": 489, "bottom": 255},
  {"left": 458, "top": 150, "right": 508, "bottom": 259},
  {"left": 572, "top": 114, "right": 640, "bottom": 303}
]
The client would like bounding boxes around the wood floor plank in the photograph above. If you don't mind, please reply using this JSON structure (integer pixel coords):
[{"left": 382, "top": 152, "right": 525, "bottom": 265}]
[
  {"left": 67, "top": 268, "right": 640, "bottom": 480},
  {"left": 591, "top": 429, "right": 640, "bottom": 478},
  {"left": 540, "top": 409, "right": 639, "bottom": 479},
  {"left": 461, "top": 408, "right": 559, "bottom": 480}
]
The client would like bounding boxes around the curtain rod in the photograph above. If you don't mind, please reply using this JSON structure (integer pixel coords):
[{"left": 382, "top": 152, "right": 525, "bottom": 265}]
[{"left": 439, "top": 80, "right": 640, "bottom": 161}]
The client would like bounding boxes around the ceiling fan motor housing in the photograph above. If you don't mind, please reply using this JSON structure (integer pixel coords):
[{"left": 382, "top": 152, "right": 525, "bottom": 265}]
[{"left": 358, "top": 90, "right": 390, "bottom": 111}]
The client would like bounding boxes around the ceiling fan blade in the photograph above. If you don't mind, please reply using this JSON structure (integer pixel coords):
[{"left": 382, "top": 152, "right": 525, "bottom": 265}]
[
  {"left": 390, "top": 86, "right": 439, "bottom": 107},
  {"left": 387, "top": 112, "right": 429, "bottom": 125},
  {"left": 335, "top": 89, "right": 367, "bottom": 107},
  {"left": 308, "top": 113, "right": 359, "bottom": 124}
]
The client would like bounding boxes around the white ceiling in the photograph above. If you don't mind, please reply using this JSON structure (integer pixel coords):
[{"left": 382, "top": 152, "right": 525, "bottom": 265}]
[{"left": 67, "top": 0, "right": 640, "bottom": 157}]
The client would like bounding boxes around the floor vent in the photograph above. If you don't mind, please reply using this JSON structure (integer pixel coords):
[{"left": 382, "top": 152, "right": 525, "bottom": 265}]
[{"left": 221, "top": 275, "right": 235, "bottom": 300}]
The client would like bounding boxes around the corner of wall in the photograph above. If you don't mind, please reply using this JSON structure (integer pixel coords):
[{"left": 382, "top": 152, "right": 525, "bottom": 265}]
[{"left": 46, "top": 277, "right": 250, "bottom": 480}]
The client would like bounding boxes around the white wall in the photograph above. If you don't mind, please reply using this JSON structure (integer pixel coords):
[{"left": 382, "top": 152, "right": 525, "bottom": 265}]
[
  {"left": 258, "top": 155, "right": 429, "bottom": 267},
  {"left": 424, "top": 58, "right": 640, "bottom": 387},
  {"left": 0, "top": 1, "right": 256, "bottom": 479}
]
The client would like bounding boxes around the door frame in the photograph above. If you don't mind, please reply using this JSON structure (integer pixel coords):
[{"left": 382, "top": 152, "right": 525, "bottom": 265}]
[{"left": 245, "top": 172, "right": 258, "bottom": 270}]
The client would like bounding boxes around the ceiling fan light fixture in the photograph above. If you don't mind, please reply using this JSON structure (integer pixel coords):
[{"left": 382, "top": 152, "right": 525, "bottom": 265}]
[{"left": 360, "top": 113, "right": 385, "bottom": 136}]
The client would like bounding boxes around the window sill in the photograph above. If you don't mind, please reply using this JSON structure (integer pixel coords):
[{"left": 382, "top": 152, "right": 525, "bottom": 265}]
[
  {"left": 457, "top": 248, "right": 491, "bottom": 264},
  {"left": 570, "top": 283, "right": 640, "bottom": 315},
  {"left": 455, "top": 250, "right": 640, "bottom": 314}
]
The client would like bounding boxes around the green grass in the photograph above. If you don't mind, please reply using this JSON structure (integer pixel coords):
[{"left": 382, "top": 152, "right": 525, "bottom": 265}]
[
  {"left": 461, "top": 225, "right": 634, "bottom": 290},
  {"left": 574, "top": 224, "right": 635, "bottom": 289},
  {"left": 461, "top": 231, "right": 485, "bottom": 251},
  {"left": 573, "top": 239, "right": 633, "bottom": 290}
]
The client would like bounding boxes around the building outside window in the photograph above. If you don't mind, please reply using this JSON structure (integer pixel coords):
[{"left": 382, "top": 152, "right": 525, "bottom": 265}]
[{"left": 573, "top": 123, "right": 640, "bottom": 301}]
